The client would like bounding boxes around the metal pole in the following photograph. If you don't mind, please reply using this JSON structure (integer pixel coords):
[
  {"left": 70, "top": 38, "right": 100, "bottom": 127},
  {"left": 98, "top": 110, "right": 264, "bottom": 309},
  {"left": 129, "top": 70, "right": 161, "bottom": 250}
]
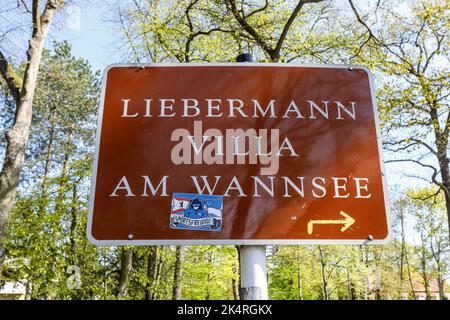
[
  {"left": 235, "top": 53, "right": 268, "bottom": 300},
  {"left": 239, "top": 245, "right": 268, "bottom": 300}
]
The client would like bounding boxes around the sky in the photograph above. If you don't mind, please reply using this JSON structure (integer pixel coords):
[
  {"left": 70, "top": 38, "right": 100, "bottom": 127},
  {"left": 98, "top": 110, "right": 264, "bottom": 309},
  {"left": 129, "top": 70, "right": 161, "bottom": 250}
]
[{"left": 51, "top": 2, "right": 117, "bottom": 73}]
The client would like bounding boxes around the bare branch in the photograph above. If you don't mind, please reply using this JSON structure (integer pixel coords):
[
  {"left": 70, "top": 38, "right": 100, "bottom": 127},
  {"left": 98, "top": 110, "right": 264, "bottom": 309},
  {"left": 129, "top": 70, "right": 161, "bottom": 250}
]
[
  {"left": 409, "top": 186, "right": 442, "bottom": 202},
  {"left": 243, "top": 0, "right": 268, "bottom": 19},
  {"left": 19, "top": 0, "right": 31, "bottom": 13},
  {"left": 225, "top": 0, "right": 273, "bottom": 57},
  {"left": 383, "top": 138, "right": 438, "bottom": 156},
  {"left": 385, "top": 158, "right": 445, "bottom": 191},
  {"left": 226, "top": 0, "right": 323, "bottom": 61},
  {"left": 273, "top": 0, "right": 324, "bottom": 61},
  {"left": 348, "top": 0, "right": 415, "bottom": 72}
]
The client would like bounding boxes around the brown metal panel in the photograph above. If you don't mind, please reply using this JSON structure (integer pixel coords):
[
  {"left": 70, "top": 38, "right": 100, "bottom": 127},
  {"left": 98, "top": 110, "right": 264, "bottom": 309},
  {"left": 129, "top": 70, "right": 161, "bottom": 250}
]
[{"left": 88, "top": 64, "right": 390, "bottom": 244}]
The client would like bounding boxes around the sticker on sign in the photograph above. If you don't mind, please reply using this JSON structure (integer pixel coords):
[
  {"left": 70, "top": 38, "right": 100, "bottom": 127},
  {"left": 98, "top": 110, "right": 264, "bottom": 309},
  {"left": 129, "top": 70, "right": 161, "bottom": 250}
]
[
  {"left": 87, "top": 63, "right": 391, "bottom": 245},
  {"left": 170, "top": 193, "right": 223, "bottom": 232}
]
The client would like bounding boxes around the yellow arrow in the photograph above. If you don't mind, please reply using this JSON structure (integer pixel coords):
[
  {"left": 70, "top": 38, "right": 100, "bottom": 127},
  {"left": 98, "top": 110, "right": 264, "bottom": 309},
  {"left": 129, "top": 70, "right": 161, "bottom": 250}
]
[{"left": 307, "top": 211, "right": 355, "bottom": 235}]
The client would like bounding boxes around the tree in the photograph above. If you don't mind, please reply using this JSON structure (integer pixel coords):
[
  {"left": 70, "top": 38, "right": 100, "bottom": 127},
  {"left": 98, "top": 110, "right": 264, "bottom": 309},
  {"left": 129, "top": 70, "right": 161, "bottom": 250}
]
[
  {"left": 117, "top": 248, "right": 134, "bottom": 298},
  {"left": 112, "top": 0, "right": 240, "bottom": 63},
  {"left": 112, "top": 0, "right": 347, "bottom": 64},
  {"left": 391, "top": 197, "right": 417, "bottom": 299},
  {"left": 172, "top": 246, "right": 186, "bottom": 300},
  {"left": 348, "top": 0, "right": 450, "bottom": 236},
  {"left": 2, "top": 42, "right": 101, "bottom": 299},
  {"left": 409, "top": 187, "right": 449, "bottom": 300},
  {"left": 144, "top": 246, "right": 162, "bottom": 300},
  {"left": 0, "top": 0, "right": 65, "bottom": 273}
]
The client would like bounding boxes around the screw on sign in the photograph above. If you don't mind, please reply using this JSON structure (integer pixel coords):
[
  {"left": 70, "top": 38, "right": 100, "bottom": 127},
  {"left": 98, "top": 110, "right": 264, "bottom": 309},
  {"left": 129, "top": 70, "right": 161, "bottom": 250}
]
[{"left": 87, "top": 63, "right": 391, "bottom": 245}]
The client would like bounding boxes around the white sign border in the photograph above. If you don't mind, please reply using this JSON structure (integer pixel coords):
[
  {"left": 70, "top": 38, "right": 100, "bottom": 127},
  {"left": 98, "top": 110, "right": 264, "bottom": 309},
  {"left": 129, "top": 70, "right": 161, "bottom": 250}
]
[{"left": 86, "top": 63, "right": 392, "bottom": 246}]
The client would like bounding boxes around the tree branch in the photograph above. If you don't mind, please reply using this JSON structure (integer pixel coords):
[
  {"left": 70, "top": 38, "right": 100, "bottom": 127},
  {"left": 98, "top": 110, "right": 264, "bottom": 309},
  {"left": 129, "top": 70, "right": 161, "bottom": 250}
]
[
  {"left": 226, "top": 0, "right": 323, "bottom": 61},
  {"left": 244, "top": 0, "right": 268, "bottom": 19},
  {"left": 348, "top": 0, "right": 415, "bottom": 72},
  {"left": 41, "top": 0, "right": 65, "bottom": 28},
  {"left": 32, "top": 0, "right": 41, "bottom": 36},
  {"left": 225, "top": 0, "right": 273, "bottom": 57},
  {"left": 383, "top": 138, "right": 438, "bottom": 156},
  {"left": 385, "top": 158, "right": 445, "bottom": 190},
  {"left": 273, "top": 0, "right": 324, "bottom": 61},
  {"left": 0, "top": 50, "right": 21, "bottom": 103}
]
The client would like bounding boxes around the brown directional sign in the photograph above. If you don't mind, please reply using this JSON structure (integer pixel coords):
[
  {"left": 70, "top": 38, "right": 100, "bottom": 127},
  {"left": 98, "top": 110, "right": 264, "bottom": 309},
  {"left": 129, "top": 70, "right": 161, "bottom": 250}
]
[{"left": 87, "top": 63, "right": 391, "bottom": 245}]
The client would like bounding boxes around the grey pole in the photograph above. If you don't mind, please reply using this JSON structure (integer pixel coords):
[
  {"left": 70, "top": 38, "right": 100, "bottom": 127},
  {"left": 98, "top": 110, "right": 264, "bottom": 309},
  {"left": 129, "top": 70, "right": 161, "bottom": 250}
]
[{"left": 235, "top": 53, "right": 268, "bottom": 300}]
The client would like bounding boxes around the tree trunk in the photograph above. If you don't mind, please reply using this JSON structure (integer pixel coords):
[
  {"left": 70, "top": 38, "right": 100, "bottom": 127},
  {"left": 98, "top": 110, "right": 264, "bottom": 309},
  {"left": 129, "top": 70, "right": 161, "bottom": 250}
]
[
  {"left": 430, "top": 105, "right": 450, "bottom": 238},
  {"left": 418, "top": 240, "right": 430, "bottom": 299},
  {"left": 422, "top": 272, "right": 430, "bottom": 299},
  {"left": 399, "top": 209, "right": 405, "bottom": 281},
  {"left": 431, "top": 244, "right": 445, "bottom": 300},
  {"left": 436, "top": 148, "right": 450, "bottom": 238},
  {"left": 145, "top": 246, "right": 160, "bottom": 300},
  {"left": 117, "top": 247, "right": 133, "bottom": 299},
  {"left": 69, "top": 184, "right": 78, "bottom": 261},
  {"left": 297, "top": 248, "right": 303, "bottom": 300},
  {"left": 374, "top": 257, "right": 382, "bottom": 300},
  {"left": 172, "top": 245, "right": 186, "bottom": 300},
  {"left": 231, "top": 261, "right": 240, "bottom": 300},
  {"left": 318, "top": 246, "right": 329, "bottom": 300},
  {"left": 360, "top": 245, "right": 369, "bottom": 300},
  {"left": 154, "top": 249, "right": 164, "bottom": 299},
  {"left": 54, "top": 127, "right": 72, "bottom": 214},
  {"left": 205, "top": 251, "right": 213, "bottom": 300},
  {"left": 405, "top": 249, "right": 416, "bottom": 300},
  {"left": 437, "top": 273, "right": 445, "bottom": 300},
  {"left": 399, "top": 206, "right": 414, "bottom": 299},
  {"left": 50, "top": 127, "right": 72, "bottom": 267},
  {"left": 25, "top": 280, "right": 33, "bottom": 300},
  {"left": 37, "top": 108, "right": 56, "bottom": 217},
  {"left": 0, "top": 0, "right": 63, "bottom": 273},
  {"left": 235, "top": 245, "right": 241, "bottom": 299}
]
